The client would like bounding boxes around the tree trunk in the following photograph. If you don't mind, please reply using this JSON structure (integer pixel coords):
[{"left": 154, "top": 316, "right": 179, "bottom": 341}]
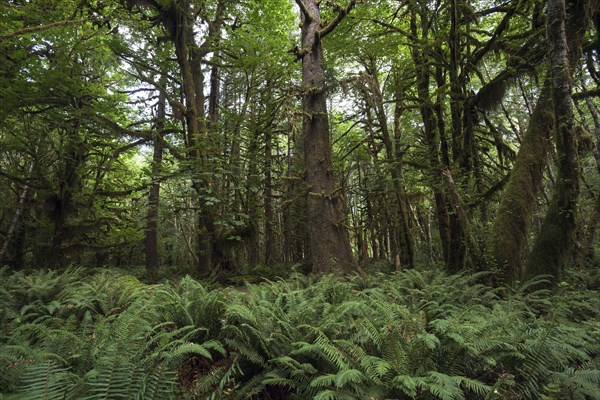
[
  {"left": 363, "top": 60, "right": 415, "bottom": 267},
  {"left": 488, "top": 0, "right": 593, "bottom": 284},
  {"left": 525, "top": 0, "right": 580, "bottom": 282},
  {"left": 488, "top": 81, "right": 553, "bottom": 284},
  {"left": 264, "top": 117, "right": 276, "bottom": 267},
  {"left": 145, "top": 89, "right": 165, "bottom": 277},
  {"left": 580, "top": 76, "right": 600, "bottom": 262},
  {"left": 410, "top": 4, "right": 469, "bottom": 273},
  {"left": 50, "top": 123, "right": 85, "bottom": 268},
  {"left": 163, "top": 0, "right": 226, "bottom": 276},
  {"left": 0, "top": 164, "right": 33, "bottom": 267},
  {"left": 246, "top": 104, "right": 261, "bottom": 267},
  {"left": 296, "top": 0, "right": 358, "bottom": 274}
]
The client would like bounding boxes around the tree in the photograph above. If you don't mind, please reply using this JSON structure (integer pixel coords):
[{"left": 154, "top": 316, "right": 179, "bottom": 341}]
[
  {"left": 490, "top": 0, "right": 597, "bottom": 284},
  {"left": 145, "top": 83, "right": 166, "bottom": 276},
  {"left": 524, "top": 0, "right": 594, "bottom": 282},
  {"left": 0, "top": 1, "right": 145, "bottom": 268},
  {"left": 294, "top": 0, "right": 359, "bottom": 274}
]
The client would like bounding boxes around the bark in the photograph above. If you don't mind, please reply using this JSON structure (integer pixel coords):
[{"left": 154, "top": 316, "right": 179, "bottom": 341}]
[
  {"left": 296, "top": 0, "right": 358, "bottom": 274},
  {"left": 363, "top": 60, "right": 415, "bottom": 267},
  {"left": 145, "top": 88, "right": 165, "bottom": 276},
  {"left": 410, "top": 3, "right": 469, "bottom": 273},
  {"left": 264, "top": 116, "right": 275, "bottom": 267},
  {"left": 489, "top": 0, "right": 594, "bottom": 285},
  {"left": 525, "top": 0, "right": 580, "bottom": 282},
  {"left": 0, "top": 164, "right": 33, "bottom": 266},
  {"left": 157, "top": 0, "right": 226, "bottom": 275},
  {"left": 488, "top": 81, "right": 553, "bottom": 284}
]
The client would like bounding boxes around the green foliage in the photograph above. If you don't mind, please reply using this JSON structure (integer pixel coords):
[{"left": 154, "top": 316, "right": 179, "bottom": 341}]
[
  {"left": 1, "top": 267, "right": 598, "bottom": 399},
  {"left": 0, "top": 269, "right": 220, "bottom": 399}
]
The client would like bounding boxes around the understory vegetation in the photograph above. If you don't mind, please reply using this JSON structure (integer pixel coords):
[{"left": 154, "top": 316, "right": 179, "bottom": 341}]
[{"left": 1, "top": 266, "right": 599, "bottom": 400}]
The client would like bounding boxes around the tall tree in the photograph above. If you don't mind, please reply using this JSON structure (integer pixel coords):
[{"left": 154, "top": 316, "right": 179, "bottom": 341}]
[
  {"left": 295, "top": 0, "right": 358, "bottom": 274},
  {"left": 123, "top": 0, "right": 228, "bottom": 274},
  {"left": 487, "top": 81, "right": 553, "bottom": 284},
  {"left": 145, "top": 85, "right": 166, "bottom": 276},
  {"left": 524, "top": 0, "right": 593, "bottom": 281},
  {"left": 489, "top": 0, "right": 596, "bottom": 284}
]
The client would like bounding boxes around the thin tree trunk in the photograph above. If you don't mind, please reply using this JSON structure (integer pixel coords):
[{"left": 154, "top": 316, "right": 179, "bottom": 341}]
[
  {"left": 364, "top": 60, "right": 415, "bottom": 267},
  {"left": 50, "top": 122, "right": 84, "bottom": 268},
  {"left": 264, "top": 118, "right": 275, "bottom": 267},
  {"left": 145, "top": 88, "right": 165, "bottom": 276},
  {"left": 410, "top": 4, "right": 469, "bottom": 273},
  {"left": 0, "top": 164, "right": 33, "bottom": 266},
  {"left": 449, "top": 0, "right": 464, "bottom": 167},
  {"left": 246, "top": 101, "right": 261, "bottom": 267},
  {"left": 581, "top": 76, "right": 600, "bottom": 261}
]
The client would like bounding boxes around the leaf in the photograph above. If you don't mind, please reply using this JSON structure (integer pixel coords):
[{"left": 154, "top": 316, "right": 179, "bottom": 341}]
[
  {"left": 171, "top": 343, "right": 212, "bottom": 360},
  {"left": 334, "top": 369, "right": 366, "bottom": 388},
  {"left": 416, "top": 332, "right": 441, "bottom": 350},
  {"left": 392, "top": 374, "right": 417, "bottom": 397},
  {"left": 310, "top": 374, "right": 336, "bottom": 388}
]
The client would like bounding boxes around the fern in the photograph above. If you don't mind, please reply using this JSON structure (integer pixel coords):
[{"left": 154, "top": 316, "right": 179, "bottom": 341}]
[
  {"left": 18, "top": 361, "right": 78, "bottom": 400},
  {"left": 2, "top": 267, "right": 599, "bottom": 400}
]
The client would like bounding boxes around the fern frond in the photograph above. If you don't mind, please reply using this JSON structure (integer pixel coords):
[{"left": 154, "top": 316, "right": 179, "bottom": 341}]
[{"left": 19, "top": 361, "right": 77, "bottom": 400}]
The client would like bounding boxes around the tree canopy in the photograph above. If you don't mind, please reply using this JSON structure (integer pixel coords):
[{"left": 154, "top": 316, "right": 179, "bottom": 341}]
[{"left": 0, "top": 0, "right": 599, "bottom": 283}]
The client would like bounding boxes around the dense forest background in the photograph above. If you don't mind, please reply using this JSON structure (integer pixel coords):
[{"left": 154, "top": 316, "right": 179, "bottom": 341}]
[
  {"left": 1, "top": 0, "right": 599, "bottom": 284},
  {"left": 1, "top": 0, "right": 600, "bottom": 398}
]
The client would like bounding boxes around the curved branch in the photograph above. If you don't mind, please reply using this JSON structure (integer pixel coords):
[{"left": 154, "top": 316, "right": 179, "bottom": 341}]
[{"left": 319, "top": 0, "right": 356, "bottom": 38}]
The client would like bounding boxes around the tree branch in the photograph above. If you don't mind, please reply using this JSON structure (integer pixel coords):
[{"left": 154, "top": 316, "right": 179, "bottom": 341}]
[
  {"left": 112, "top": 139, "right": 149, "bottom": 158},
  {"left": 92, "top": 114, "right": 153, "bottom": 140},
  {"left": 573, "top": 87, "right": 600, "bottom": 100},
  {"left": 319, "top": 0, "right": 356, "bottom": 38},
  {"left": 368, "top": 18, "right": 414, "bottom": 39},
  {"left": 295, "top": 0, "right": 316, "bottom": 22},
  {"left": 91, "top": 114, "right": 186, "bottom": 160},
  {"left": 0, "top": 170, "right": 48, "bottom": 190},
  {"left": 0, "top": 19, "right": 86, "bottom": 41},
  {"left": 463, "top": 1, "right": 519, "bottom": 78}
]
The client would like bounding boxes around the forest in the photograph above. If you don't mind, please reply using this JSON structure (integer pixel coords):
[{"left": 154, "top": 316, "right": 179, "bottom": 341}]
[{"left": 1, "top": 0, "right": 599, "bottom": 398}]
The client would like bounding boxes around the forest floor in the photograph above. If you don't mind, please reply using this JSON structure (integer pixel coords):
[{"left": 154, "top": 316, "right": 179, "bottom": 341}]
[{"left": 1, "top": 265, "right": 599, "bottom": 399}]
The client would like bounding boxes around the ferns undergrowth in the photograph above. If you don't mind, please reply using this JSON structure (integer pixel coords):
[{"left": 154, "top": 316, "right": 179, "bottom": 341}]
[{"left": 0, "top": 266, "right": 598, "bottom": 399}]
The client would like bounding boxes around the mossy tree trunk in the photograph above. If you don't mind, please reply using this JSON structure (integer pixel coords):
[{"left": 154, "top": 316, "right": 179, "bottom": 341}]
[
  {"left": 0, "top": 164, "right": 33, "bottom": 267},
  {"left": 580, "top": 76, "right": 600, "bottom": 262},
  {"left": 488, "top": 82, "right": 553, "bottom": 285},
  {"left": 489, "top": 0, "right": 594, "bottom": 285},
  {"left": 139, "top": 0, "right": 227, "bottom": 276},
  {"left": 365, "top": 59, "right": 415, "bottom": 268},
  {"left": 525, "top": 0, "right": 580, "bottom": 282}
]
